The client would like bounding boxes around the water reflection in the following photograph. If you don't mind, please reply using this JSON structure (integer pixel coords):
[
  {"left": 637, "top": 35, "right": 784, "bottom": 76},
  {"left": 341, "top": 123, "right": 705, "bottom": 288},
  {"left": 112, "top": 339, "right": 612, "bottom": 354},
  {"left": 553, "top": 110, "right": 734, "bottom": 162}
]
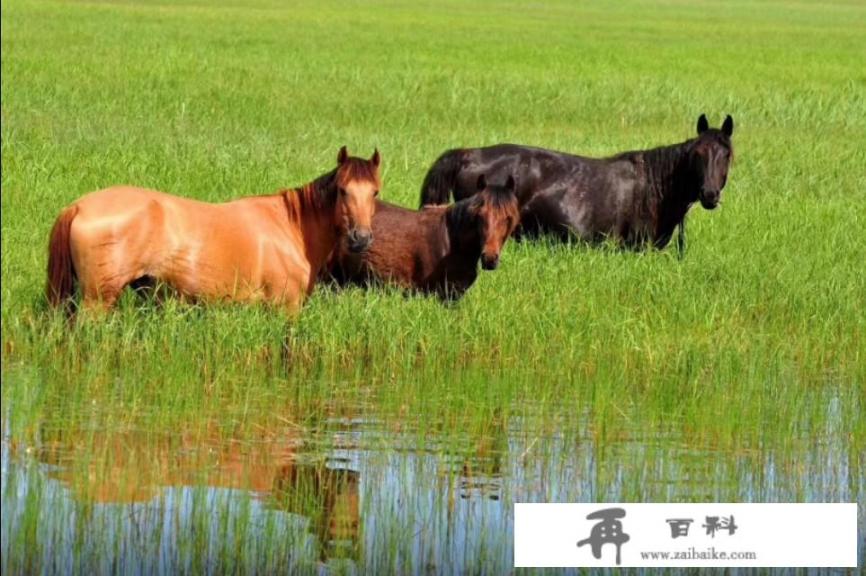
[
  {"left": 2, "top": 405, "right": 863, "bottom": 574},
  {"left": 268, "top": 465, "right": 360, "bottom": 560},
  {"left": 32, "top": 426, "right": 361, "bottom": 564}
]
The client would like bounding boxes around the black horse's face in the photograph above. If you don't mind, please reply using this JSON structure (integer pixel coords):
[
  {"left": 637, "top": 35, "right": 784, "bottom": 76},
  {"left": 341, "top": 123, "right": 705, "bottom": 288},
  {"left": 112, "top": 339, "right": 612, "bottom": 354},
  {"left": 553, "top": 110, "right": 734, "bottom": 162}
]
[{"left": 693, "top": 114, "right": 735, "bottom": 210}]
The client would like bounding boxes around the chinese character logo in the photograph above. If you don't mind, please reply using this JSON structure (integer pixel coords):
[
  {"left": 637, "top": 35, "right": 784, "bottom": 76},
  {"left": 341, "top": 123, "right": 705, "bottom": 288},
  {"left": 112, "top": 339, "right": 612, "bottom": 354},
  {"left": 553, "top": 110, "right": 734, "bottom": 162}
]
[
  {"left": 703, "top": 515, "right": 738, "bottom": 537},
  {"left": 665, "top": 518, "right": 694, "bottom": 539},
  {"left": 577, "top": 507, "right": 630, "bottom": 565}
]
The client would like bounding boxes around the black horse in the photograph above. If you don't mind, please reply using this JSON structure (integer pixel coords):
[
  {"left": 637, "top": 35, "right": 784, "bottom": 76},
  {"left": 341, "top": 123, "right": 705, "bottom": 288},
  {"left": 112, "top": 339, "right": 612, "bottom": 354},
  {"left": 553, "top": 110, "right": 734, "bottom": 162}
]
[{"left": 420, "top": 114, "right": 735, "bottom": 254}]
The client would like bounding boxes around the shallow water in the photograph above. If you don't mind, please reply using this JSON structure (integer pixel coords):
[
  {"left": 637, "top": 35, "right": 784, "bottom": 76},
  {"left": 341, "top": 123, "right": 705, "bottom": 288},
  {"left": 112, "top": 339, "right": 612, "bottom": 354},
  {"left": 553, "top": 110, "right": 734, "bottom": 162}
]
[{"left": 2, "top": 392, "right": 863, "bottom": 575}]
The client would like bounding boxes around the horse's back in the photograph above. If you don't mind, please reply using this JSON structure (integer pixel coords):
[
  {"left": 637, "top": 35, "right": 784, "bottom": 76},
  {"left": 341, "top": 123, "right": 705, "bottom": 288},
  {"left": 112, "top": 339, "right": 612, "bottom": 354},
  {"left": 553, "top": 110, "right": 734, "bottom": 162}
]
[
  {"left": 445, "top": 144, "right": 591, "bottom": 204},
  {"left": 335, "top": 200, "right": 445, "bottom": 288},
  {"left": 69, "top": 186, "right": 163, "bottom": 241},
  {"left": 450, "top": 144, "right": 642, "bottom": 240},
  {"left": 73, "top": 185, "right": 219, "bottom": 216},
  {"left": 68, "top": 186, "right": 232, "bottom": 287},
  {"left": 69, "top": 186, "right": 214, "bottom": 254},
  {"left": 463, "top": 143, "right": 594, "bottom": 166}
]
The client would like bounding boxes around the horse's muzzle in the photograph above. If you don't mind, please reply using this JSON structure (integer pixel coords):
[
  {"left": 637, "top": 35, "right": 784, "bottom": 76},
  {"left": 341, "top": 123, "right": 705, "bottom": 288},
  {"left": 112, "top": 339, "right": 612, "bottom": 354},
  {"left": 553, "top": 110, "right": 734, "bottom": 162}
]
[
  {"left": 481, "top": 254, "right": 500, "bottom": 270},
  {"left": 700, "top": 190, "right": 720, "bottom": 210},
  {"left": 347, "top": 229, "right": 373, "bottom": 253}
]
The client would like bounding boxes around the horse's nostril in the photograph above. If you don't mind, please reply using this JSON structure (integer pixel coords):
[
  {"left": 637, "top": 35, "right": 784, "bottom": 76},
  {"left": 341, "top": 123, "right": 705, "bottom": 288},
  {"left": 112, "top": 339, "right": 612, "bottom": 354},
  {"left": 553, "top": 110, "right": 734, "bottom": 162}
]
[
  {"left": 482, "top": 254, "right": 500, "bottom": 270},
  {"left": 700, "top": 190, "right": 720, "bottom": 210},
  {"left": 347, "top": 230, "right": 372, "bottom": 253}
]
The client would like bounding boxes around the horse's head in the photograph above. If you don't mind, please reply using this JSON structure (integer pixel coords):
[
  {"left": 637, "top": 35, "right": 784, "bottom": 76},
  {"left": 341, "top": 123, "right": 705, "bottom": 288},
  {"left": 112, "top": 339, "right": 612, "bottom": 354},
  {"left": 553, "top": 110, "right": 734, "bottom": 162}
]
[
  {"left": 474, "top": 174, "right": 520, "bottom": 270},
  {"left": 691, "top": 114, "right": 734, "bottom": 210},
  {"left": 334, "top": 146, "right": 381, "bottom": 253}
]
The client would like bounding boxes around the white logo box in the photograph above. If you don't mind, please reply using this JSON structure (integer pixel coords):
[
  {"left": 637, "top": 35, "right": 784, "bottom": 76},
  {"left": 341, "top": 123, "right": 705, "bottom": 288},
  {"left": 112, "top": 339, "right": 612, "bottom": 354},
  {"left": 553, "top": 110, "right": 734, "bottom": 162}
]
[{"left": 514, "top": 503, "right": 858, "bottom": 568}]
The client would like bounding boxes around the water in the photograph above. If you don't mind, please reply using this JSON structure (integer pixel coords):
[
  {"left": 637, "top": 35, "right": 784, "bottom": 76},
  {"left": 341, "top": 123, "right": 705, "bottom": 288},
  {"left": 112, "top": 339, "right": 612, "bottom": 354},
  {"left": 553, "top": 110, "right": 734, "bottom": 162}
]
[{"left": 2, "top": 394, "right": 863, "bottom": 575}]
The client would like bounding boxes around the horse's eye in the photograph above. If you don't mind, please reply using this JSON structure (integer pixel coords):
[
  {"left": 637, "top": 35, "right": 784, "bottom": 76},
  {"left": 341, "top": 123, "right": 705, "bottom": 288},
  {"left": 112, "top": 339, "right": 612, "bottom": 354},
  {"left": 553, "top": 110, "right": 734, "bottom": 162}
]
[
  {"left": 338, "top": 187, "right": 347, "bottom": 196},
  {"left": 374, "top": 189, "right": 379, "bottom": 197}
]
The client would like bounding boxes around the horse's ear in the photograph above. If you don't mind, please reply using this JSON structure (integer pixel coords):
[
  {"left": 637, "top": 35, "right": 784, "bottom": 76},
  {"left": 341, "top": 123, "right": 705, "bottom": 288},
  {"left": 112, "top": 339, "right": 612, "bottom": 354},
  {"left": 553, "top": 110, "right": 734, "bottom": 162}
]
[
  {"left": 337, "top": 146, "right": 349, "bottom": 165},
  {"left": 505, "top": 175, "right": 516, "bottom": 192},
  {"left": 476, "top": 174, "right": 487, "bottom": 191},
  {"left": 722, "top": 115, "right": 734, "bottom": 137},
  {"left": 697, "top": 114, "right": 709, "bottom": 134},
  {"left": 370, "top": 148, "right": 380, "bottom": 167}
]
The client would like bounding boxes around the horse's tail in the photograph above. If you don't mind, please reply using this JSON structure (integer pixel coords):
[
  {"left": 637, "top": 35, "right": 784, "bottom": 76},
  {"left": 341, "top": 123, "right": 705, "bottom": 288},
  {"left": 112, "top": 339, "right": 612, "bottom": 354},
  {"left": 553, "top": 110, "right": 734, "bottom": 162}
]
[
  {"left": 46, "top": 204, "right": 79, "bottom": 310},
  {"left": 419, "top": 149, "right": 464, "bottom": 207}
]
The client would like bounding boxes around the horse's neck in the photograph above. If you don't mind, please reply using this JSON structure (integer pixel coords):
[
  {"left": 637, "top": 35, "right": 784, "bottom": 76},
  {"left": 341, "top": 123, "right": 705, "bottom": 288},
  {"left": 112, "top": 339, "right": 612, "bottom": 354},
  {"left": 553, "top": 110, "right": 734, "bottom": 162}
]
[
  {"left": 444, "top": 205, "right": 482, "bottom": 265},
  {"left": 303, "top": 212, "right": 338, "bottom": 275},
  {"left": 283, "top": 183, "right": 338, "bottom": 274},
  {"left": 642, "top": 141, "right": 698, "bottom": 238},
  {"left": 643, "top": 141, "right": 695, "bottom": 198}
]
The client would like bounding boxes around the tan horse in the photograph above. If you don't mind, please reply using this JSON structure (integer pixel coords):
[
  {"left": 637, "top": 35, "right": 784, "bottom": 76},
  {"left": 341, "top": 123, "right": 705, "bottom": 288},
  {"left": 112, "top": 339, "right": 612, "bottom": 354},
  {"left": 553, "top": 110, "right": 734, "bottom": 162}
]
[{"left": 46, "top": 146, "right": 381, "bottom": 313}]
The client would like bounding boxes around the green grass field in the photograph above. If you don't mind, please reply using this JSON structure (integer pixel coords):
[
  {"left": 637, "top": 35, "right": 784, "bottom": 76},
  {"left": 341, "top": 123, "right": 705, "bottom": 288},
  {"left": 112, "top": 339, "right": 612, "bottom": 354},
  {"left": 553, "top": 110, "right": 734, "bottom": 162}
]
[{"left": 2, "top": 0, "right": 865, "bottom": 573}]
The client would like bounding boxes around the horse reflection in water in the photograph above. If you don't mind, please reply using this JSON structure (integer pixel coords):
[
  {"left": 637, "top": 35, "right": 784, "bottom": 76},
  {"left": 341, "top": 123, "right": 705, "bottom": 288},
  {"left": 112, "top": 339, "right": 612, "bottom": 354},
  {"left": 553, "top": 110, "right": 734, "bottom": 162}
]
[
  {"left": 452, "top": 412, "right": 508, "bottom": 502},
  {"left": 457, "top": 450, "right": 503, "bottom": 501},
  {"left": 34, "top": 426, "right": 360, "bottom": 562}
]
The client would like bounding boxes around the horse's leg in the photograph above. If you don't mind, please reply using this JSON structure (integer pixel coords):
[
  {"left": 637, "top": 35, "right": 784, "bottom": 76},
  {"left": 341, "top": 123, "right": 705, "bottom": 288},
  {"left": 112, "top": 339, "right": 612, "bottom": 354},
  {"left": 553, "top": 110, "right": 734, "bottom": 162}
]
[
  {"left": 76, "top": 256, "right": 139, "bottom": 313},
  {"left": 79, "top": 279, "right": 125, "bottom": 312},
  {"left": 264, "top": 271, "right": 307, "bottom": 316},
  {"left": 676, "top": 219, "right": 687, "bottom": 259},
  {"left": 69, "top": 210, "right": 151, "bottom": 313},
  {"left": 284, "top": 293, "right": 304, "bottom": 316},
  {"left": 275, "top": 282, "right": 304, "bottom": 316}
]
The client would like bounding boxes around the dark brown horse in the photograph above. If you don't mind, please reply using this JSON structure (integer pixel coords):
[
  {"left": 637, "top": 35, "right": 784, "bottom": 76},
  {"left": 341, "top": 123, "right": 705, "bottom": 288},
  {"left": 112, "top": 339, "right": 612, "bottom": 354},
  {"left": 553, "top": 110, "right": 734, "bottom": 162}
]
[
  {"left": 46, "top": 147, "right": 381, "bottom": 314},
  {"left": 420, "top": 114, "right": 735, "bottom": 255},
  {"left": 328, "top": 175, "right": 519, "bottom": 300}
]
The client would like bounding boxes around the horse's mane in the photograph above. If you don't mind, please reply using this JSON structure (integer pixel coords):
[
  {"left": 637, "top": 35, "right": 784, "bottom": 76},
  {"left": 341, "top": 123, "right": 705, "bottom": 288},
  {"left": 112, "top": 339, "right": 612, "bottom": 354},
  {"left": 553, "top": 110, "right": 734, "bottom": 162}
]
[
  {"left": 606, "top": 140, "right": 695, "bottom": 230},
  {"left": 281, "top": 157, "right": 379, "bottom": 218},
  {"left": 611, "top": 140, "right": 693, "bottom": 189},
  {"left": 281, "top": 170, "right": 336, "bottom": 219},
  {"left": 609, "top": 138, "right": 697, "bottom": 213},
  {"left": 614, "top": 133, "right": 728, "bottom": 201},
  {"left": 445, "top": 195, "right": 478, "bottom": 233},
  {"left": 445, "top": 186, "right": 517, "bottom": 237},
  {"left": 482, "top": 185, "right": 520, "bottom": 210}
]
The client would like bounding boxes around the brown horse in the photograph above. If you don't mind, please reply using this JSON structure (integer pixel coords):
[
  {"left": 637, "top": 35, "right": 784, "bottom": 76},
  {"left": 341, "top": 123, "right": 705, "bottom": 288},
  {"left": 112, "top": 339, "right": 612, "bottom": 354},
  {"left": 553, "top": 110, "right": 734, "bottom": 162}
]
[
  {"left": 328, "top": 174, "right": 519, "bottom": 300},
  {"left": 46, "top": 146, "right": 381, "bottom": 313}
]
